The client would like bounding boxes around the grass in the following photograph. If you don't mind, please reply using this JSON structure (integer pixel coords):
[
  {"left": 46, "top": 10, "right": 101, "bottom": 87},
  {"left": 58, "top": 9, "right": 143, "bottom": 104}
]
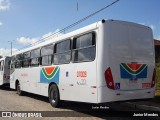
[{"left": 156, "top": 63, "right": 160, "bottom": 96}]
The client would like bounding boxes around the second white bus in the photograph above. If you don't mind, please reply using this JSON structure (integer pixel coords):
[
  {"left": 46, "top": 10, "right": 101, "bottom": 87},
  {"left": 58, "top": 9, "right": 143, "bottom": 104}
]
[
  {"left": 10, "top": 19, "right": 155, "bottom": 107},
  {"left": 0, "top": 57, "right": 11, "bottom": 86}
]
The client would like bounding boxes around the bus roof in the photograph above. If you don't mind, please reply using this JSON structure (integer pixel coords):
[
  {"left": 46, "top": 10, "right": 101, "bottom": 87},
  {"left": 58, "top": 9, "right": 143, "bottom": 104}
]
[
  {"left": 11, "top": 19, "right": 151, "bottom": 56},
  {"left": 12, "top": 20, "right": 102, "bottom": 56}
]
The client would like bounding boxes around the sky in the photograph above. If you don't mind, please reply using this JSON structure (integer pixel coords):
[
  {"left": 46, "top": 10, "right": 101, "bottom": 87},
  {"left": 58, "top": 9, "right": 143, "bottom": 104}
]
[{"left": 0, "top": 0, "right": 160, "bottom": 56}]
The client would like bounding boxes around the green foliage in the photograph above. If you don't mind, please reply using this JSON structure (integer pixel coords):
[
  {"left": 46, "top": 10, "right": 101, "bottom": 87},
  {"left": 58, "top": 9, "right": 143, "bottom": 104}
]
[{"left": 156, "top": 63, "right": 160, "bottom": 89}]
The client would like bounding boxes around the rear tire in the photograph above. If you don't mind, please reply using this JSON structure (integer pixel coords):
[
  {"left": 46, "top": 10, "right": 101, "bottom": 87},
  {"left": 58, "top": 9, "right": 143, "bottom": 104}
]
[
  {"left": 16, "top": 82, "right": 23, "bottom": 96},
  {"left": 49, "top": 84, "right": 61, "bottom": 108}
]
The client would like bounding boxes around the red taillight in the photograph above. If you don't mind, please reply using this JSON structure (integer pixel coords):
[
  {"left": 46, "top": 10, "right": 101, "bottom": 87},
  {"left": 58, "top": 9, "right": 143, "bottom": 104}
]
[
  {"left": 116, "top": 93, "right": 121, "bottom": 96},
  {"left": 104, "top": 67, "right": 115, "bottom": 89},
  {"left": 151, "top": 68, "right": 156, "bottom": 88}
]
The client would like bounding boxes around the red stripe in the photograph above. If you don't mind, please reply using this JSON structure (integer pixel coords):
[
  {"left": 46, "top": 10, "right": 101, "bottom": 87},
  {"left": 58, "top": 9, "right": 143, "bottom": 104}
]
[
  {"left": 45, "top": 67, "right": 55, "bottom": 75},
  {"left": 127, "top": 64, "right": 141, "bottom": 71}
]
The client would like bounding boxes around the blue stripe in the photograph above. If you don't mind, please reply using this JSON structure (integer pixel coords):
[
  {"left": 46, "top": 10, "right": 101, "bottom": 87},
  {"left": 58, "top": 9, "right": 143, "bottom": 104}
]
[{"left": 120, "top": 65, "right": 147, "bottom": 79}]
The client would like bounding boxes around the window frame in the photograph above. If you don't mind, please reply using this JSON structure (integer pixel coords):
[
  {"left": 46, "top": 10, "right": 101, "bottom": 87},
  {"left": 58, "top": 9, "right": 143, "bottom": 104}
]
[
  {"left": 41, "top": 55, "right": 53, "bottom": 66},
  {"left": 15, "top": 54, "right": 23, "bottom": 68},
  {"left": 41, "top": 44, "right": 54, "bottom": 66},
  {"left": 71, "top": 32, "right": 96, "bottom": 63},
  {"left": 30, "top": 48, "right": 41, "bottom": 67},
  {"left": 0, "top": 60, "right": 4, "bottom": 71},
  {"left": 54, "top": 39, "right": 71, "bottom": 65},
  {"left": 22, "top": 51, "right": 31, "bottom": 68},
  {"left": 23, "top": 51, "right": 31, "bottom": 59},
  {"left": 41, "top": 44, "right": 54, "bottom": 56}
]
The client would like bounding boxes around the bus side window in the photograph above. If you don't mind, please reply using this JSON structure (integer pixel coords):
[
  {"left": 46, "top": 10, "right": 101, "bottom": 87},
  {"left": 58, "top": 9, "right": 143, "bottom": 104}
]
[
  {"left": 22, "top": 51, "right": 31, "bottom": 67},
  {"left": 15, "top": 54, "right": 23, "bottom": 68},
  {"left": 72, "top": 32, "right": 96, "bottom": 62},
  {"left": 1, "top": 60, "right": 4, "bottom": 71},
  {"left": 31, "top": 58, "right": 40, "bottom": 66},
  {"left": 0, "top": 61, "right": 1, "bottom": 71},
  {"left": 54, "top": 39, "right": 71, "bottom": 64},
  {"left": 41, "top": 44, "right": 53, "bottom": 66},
  {"left": 23, "top": 59, "right": 30, "bottom": 67},
  {"left": 31, "top": 48, "right": 40, "bottom": 67},
  {"left": 11, "top": 56, "right": 16, "bottom": 69},
  {"left": 11, "top": 62, "right": 15, "bottom": 69},
  {"left": 8, "top": 59, "right": 11, "bottom": 69},
  {"left": 15, "top": 61, "right": 22, "bottom": 68}
]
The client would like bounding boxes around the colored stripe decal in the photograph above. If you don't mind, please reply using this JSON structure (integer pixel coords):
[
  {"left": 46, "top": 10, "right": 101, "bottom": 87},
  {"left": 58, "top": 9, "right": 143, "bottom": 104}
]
[
  {"left": 120, "top": 63, "right": 147, "bottom": 75},
  {"left": 120, "top": 63, "right": 148, "bottom": 79},
  {"left": 42, "top": 66, "right": 59, "bottom": 79}
]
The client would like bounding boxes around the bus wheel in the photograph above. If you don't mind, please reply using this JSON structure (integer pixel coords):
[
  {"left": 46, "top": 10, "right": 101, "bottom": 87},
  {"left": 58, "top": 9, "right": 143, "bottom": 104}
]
[
  {"left": 49, "top": 84, "right": 61, "bottom": 108},
  {"left": 16, "top": 82, "right": 23, "bottom": 96}
]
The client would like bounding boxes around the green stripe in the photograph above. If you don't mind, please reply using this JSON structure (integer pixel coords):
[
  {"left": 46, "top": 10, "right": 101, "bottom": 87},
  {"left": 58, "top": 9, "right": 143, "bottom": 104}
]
[
  {"left": 121, "top": 63, "right": 147, "bottom": 75},
  {"left": 42, "top": 67, "right": 59, "bottom": 79}
]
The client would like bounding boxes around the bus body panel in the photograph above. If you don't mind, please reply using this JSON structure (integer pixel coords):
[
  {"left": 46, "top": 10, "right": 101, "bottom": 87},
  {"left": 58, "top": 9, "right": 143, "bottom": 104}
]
[
  {"left": 98, "top": 87, "right": 155, "bottom": 103},
  {"left": 97, "top": 20, "right": 155, "bottom": 103},
  {"left": 58, "top": 61, "right": 97, "bottom": 103},
  {"left": 10, "top": 62, "right": 98, "bottom": 103}
]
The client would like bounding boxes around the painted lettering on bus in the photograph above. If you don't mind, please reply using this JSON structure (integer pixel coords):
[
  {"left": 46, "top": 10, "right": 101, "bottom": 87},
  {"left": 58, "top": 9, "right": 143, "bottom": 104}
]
[
  {"left": 77, "top": 71, "right": 87, "bottom": 78},
  {"left": 21, "top": 73, "right": 28, "bottom": 77}
]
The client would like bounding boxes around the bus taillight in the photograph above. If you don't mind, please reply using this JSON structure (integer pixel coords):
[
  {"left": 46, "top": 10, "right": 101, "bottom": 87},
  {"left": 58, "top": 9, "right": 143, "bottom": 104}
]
[
  {"left": 151, "top": 68, "right": 156, "bottom": 88},
  {"left": 104, "top": 67, "right": 115, "bottom": 89}
]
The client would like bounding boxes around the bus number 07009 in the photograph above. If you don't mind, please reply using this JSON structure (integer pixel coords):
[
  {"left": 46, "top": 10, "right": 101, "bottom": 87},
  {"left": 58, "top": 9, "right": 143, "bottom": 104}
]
[{"left": 77, "top": 71, "right": 87, "bottom": 78}]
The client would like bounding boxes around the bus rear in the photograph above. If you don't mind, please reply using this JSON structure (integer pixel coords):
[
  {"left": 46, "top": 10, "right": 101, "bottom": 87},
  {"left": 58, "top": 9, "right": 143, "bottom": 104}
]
[
  {"left": 0, "top": 57, "right": 10, "bottom": 85},
  {"left": 98, "top": 20, "right": 155, "bottom": 103}
]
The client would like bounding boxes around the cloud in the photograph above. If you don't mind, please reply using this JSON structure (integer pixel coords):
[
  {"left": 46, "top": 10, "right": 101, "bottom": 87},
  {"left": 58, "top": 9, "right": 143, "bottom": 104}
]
[
  {"left": 16, "top": 29, "right": 63, "bottom": 46},
  {"left": 0, "top": 21, "right": 3, "bottom": 26},
  {"left": 149, "top": 25, "right": 156, "bottom": 31},
  {"left": 42, "top": 32, "right": 53, "bottom": 39},
  {"left": 0, "top": 48, "right": 17, "bottom": 57},
  {"left": 42, "top": 29, "right": 63, "bottom": 41},
  {"left": 155, "top": 35, "right": 160, "bottom": 41},
  {"left": 0, "top": 0, "right": 10, "bottom": 11},
  {"left": 16, "top": 37, "right": 38, "bottom": 45}
]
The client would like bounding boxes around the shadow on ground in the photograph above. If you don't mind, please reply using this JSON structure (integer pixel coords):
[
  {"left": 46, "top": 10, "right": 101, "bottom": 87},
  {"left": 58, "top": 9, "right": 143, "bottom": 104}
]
[
  {"left": 0, "top": 85, "right": 159, "bottom": 119},
  {"left": 0, "top": 84, "right": 14, "bottom": 91}
]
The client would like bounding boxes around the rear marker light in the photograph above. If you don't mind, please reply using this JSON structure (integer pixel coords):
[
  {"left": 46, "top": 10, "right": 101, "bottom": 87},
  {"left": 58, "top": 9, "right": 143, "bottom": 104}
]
[
  {"left": 116, "top": 93, "right": 121, "bottom": 96},
  {"left": 151, "top": 68, "right": 156, "bottom": 88},
  {"left": 91, "top": 86, "right": 97, "bottom": 88},
  {"left": 109, "top": 82, "right": 113, "bottom": 86},
  {"left": 104, "top": 67, "right": 115, "bottom": 89}
]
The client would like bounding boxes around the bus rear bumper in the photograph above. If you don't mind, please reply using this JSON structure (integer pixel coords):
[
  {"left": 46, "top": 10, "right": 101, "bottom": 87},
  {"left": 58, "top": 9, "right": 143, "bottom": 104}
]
[{"left": 97, "top": 86, "right": 155, "bottom": 103}]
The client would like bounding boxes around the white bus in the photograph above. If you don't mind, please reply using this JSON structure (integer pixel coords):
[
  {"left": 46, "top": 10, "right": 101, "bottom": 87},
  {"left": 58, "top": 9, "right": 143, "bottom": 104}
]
[
  {"left": 0, "top": 57, "right": 11, "bottom": 86},
  {"left": 10, "top": 19, "right": 155, "bottom": 107}
]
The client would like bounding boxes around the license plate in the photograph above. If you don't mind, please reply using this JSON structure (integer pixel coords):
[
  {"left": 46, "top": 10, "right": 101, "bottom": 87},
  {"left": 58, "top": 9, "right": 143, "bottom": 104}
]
[{"left": 129, "top": 79, "right": 138, "bottom": 84}]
